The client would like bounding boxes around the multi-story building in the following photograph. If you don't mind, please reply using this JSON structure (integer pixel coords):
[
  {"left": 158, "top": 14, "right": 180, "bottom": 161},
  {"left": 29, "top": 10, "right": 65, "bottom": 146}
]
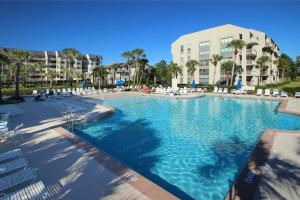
[
  {"left": 0, "top": 47, "right": 102, "bottom": 83},
  {"left": 171, "top": 24, "right": 280, "bottom": 87}
]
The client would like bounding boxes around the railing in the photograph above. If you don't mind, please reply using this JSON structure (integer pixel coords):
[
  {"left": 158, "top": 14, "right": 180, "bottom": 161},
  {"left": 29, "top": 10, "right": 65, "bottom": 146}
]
[
  {"left": 246, "top": 60, "right": 256, "bottom": 65},
  {"left": 246, "top": 49, "right": 257, "bottom": 55},
  {"left": 246, "top": 71, "right": 253, "bottom": 76}
]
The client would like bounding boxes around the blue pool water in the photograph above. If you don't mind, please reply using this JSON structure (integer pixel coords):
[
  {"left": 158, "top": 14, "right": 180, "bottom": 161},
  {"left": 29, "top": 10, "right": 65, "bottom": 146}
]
[{"left": 76, "top": 96, "right": 300, "bottom": 200}]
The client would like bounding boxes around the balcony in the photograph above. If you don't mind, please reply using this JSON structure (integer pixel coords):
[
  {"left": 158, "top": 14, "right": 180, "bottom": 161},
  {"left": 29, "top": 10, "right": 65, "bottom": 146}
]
[
  {"left": 246, "top": 49, "right": 257, "bottom": 56},
  {"left": 246, "top": 71, "right": 253, "bottom": 76},
  {"left": 262, "top": 71, "right": 269, "bottom": 76},
  {"left": 246, "top": 60, "right": 256, "bottom": 65}
]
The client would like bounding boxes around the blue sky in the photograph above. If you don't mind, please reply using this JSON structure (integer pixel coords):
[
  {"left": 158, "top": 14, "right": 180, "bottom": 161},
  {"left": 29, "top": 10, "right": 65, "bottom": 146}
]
[{"left": 0, "top": 1, "right": 299, "bottom": 65}]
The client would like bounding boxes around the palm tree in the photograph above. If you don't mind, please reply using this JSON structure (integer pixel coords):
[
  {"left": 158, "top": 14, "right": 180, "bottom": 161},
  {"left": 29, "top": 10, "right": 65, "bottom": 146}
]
[
  {"left": 62, "top": 48, "right": 80, "bottom": 87},
  {"left": 110, "top": 63, "right": 120, "bottom": 84},
  {"left": 168, "top": 63, "right": 182, "bottom": 79},
  {"left": 0, "top": 51, "right": 10, "bottom": 103},
  {"left": 210, "top": 54, "right": 223, "bottom": 85},
  {"left": 73, "top": 71, "right": 82, "bottom": 86},
  {"left": 186, "top": 60, "right": 199, "bottom": 84},
  {"left": 137, "top": 58, "right": 149, "bottom": 87},
  {"left": 227, "top": 39, "right": 246, "bottom": 86},
  {"left": 122, "top": 50, "right": 134, "bottom": 84},
  {"left": 132, "top": 48, "right": 145, "bottom": 87},
  {"left": 256, "top": 55, "right": 270, "bottom": 86},
  {"left": 221, "top": 61, "right": 234, "bottom": 86},
  {"left": 47, "top": 70, "right": 57, "bottom": 88},
  {"left": 35, "top": 62, "right": 45, "bottom": 87},
  {"left": 8, "top": 49, "right": 32, "bottom": 99},
  {"left": 93, "top": 66, "right": 108, "bottom": 89}
]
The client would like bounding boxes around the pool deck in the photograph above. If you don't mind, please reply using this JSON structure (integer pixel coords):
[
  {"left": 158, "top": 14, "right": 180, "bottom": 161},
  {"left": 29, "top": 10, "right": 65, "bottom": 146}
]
[{"left": 1, "top": 92, "right": 300, "bottom": 200}]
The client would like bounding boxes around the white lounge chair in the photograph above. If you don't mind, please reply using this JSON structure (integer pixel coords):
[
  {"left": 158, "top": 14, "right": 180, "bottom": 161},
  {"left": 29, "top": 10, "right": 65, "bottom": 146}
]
[
  {"left": 0, "top": 168, "right": 36, "bottom": 192},
  {"left": 0, "top": 158, "right": 28, "bottom": 175},
  {"left": 32, "top": 90, "right": 38, "bottom": 96},
  {"left": 272, "top": 89, "right": 279, "bottom": 97},
  {"left": 281, "top": 91, "right": 288, "bottom": 97},
  {"left": 223, "top": 88, "right": 228, "bottom": 94},
  {"left": 0, "top": 181, "right": 48, "bottom": 200},
  {"left": 213, "top": 86, "right": 218, "bottom": 93},
  {"left": 264, "top": 89, "right": 271, "bottom": 96},
  {"left": 295, "top": 92, "right": 300, "bottom": 98},
  {"left": 0, "top": 149, "right": 22, "bottom": 162},
  {"left": 218, "top": 88, "right": 223, "bottom": 93},
  {"left": 256, "top": 89, "right": 263, "bottom": 96},
  {"left": 0, "top": 121, "right": 8, "bottom": 130}
]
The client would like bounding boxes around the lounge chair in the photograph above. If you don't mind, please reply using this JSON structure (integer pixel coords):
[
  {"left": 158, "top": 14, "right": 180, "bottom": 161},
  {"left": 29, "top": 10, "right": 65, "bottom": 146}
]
[
  {"left": 295, "top": 92, "right": 300, "bottom": 98},
  {"left": 223, "top": 88, "right": 228, "bottom": 94},
  {"left": 256, "top": 89, "right": 263, "bottom": 96},
  {"left": 0, "top": 157, "right": 28, "bottom": 175},
  {"left": 0, "top": 121, "right": 8, "bottom": 130},
  {"left": 281, "top": 91, "right": 288, "bottom": 97},
  {"left": 264, "top": 89, "right": 271, "bottom": 96},
  {"left": 213, "top": 86, "right": 218, "bottom": 93},
  {"left": 0, "top": 149, "right": 22, "bottom": 162},
  {"left": 32, "top": 90, "right": 38, "bottom": 96},
  {"left": 272, "top": 89, "right": 279, "bottom": 97},
  {"left": 0, "top": 181, "right": 48, "bottom": 200},
  {"left": 0, "top": 168, "right": 36, "bottom": 192},
  {"left": 218, "top": 88, "right": 223, "bottom": 93}
]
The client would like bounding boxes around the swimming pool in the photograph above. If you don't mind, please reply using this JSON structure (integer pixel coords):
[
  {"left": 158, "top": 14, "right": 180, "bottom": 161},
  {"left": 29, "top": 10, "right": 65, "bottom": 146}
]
[{"left": 76, "top": 95, "right": 300, "bottom": 200}]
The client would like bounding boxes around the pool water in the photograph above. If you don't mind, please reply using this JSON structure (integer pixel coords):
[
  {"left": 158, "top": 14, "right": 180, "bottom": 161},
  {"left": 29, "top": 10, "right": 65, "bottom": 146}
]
[{"left": 76, "top": 96, "right": 300, "bottom": 200}]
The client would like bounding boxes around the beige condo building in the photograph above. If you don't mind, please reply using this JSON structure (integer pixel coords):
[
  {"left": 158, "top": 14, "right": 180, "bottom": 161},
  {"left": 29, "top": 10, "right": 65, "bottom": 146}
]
[{"left": 171, "top": 24, "right": 280, "bottom": 87}]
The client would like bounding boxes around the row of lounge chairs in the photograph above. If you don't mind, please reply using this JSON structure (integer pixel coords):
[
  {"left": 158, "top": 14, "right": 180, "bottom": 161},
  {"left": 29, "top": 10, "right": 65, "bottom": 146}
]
[
  {"left": 153, "top": 87, "right": 208, "bottom": 96},
  {"left": 255, "top": 89, "right": 288, "bottom": 97},
  {"left": 0, "top": 149, "right": 48, "bottom": 200}
]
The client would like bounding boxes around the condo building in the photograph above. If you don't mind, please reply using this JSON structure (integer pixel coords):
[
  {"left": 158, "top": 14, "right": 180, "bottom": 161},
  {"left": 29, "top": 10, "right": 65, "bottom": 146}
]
[
  {"left": 171, "top": 24, "right": 280, "bottom": 87},
  {"left": 0, "top": 47, "right": 102, "bottom": 83}
]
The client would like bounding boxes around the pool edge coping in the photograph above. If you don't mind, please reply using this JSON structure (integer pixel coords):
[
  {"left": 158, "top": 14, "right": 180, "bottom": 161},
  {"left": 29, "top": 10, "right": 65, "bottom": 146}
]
[{"left": 53, "top": 126, "right": 179, "bottom": 200}]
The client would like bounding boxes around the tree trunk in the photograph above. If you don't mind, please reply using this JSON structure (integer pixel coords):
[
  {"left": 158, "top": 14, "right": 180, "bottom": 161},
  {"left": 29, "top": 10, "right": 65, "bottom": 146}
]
[
  {"left": 226, "top": 73, "right": 230, "bottom": 86},
  {"left": 213, "top": 65, "right": 216, "bottom": 85},
  {"left": 230, "top": 52, "right": 237, "bottom": 86},
  {"left": 15, "top": 63, "right": 20, "bottom": 98}
]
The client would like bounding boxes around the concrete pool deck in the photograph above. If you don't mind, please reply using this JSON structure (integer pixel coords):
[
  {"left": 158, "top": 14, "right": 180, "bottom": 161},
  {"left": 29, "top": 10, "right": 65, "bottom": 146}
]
[{"left": 1, "top": 93, "right": 300, "bottom": 199}]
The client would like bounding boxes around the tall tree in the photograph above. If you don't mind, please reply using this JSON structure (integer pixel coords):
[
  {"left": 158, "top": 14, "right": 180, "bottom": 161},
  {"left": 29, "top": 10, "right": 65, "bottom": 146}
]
[
  {"left": 73, "top": 70, "right": 82, "bottom": 86},
  {"left": 110, "top": 63, "right": 121, "bottom": 84},
  {"left": 35, "top": 62, "right": 46, "bottom": 87},
  {"left": 132, "top": 48, "right": 145, "bottom": 87},
  {"left": 62, "top": 48, "right": 80, "bottom": 87},
  {"left": 8, "top": 49, "right": 32, "bottom": 98},
  {"left": 185, "top": 60, "right": 199, "bottom": 84},
  {"left": 221, "top": 61, "right": 234, "bottom": 86},
  {"left": 277, "top": 54, "right": 294, "bottom": 80},
  {"left": 256, "top": 55, "right": 270, "bottom": 86},
  {"left": 122, "top": 51, "right": 134, "bottom": 84},
  {"left": 0, "top": 51, "right": 10, "bottom": 103},
  {"left": 168, "top": 63, "right": 182, "bottom": 79},
  {"left": 137, "top": 58, "right": 149, "bottom": 86},
  {"left": 227, "top": 39, "right": 246, "bottom": 86},
  {"left": 155, "top": 60, "right": 168, "bottom": 82},
  {"left": 210, "top": 54, "right": 223, "bottom": 85},
  {"left": 93, "top": 66, "right": 108, "bottom": 88}
]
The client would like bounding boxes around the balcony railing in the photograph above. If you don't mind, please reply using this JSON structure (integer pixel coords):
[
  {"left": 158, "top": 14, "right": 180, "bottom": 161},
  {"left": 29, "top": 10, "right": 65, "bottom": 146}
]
[
  {"left": 246, "top": 60, "right": 256, "bottom": 65},
  {"left": 246, "top": 49, "right": 257, "bottom": 56},
  {"left": 246, "top": 71, "right": 253, "bottom": 76},
  {"left": 262, "top": 71, "right": 269, "bottom": 76}
]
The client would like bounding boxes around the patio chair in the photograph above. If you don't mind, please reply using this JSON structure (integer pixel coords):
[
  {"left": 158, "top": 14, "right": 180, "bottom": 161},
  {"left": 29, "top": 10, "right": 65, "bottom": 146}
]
[
  {"left": 272, "top": 89, "right": 279, "bottom": 97},
  {"left": 223, "top": 88, "right": 228, "bottom": 94},
  {"left": 0, "top": 121, "right": 8, "bottom": 130},
  {"left": 0, "top": 181, "right": 48, "bottom": 200},
  {"left": 61, "top": 88, "right": 67, "bottom": 96},
  {"left": 264, "top": 89, "right": 271, "bottom": 96},
  {"left": 281, "top": 91, "right": 288, "bottom": 97},
  {"left": 0, "top": 168, "right": 36, "bottom": 192},
  {"left": 32, "top": 90, "right": 38, "bottom": 96},
  {"left": 0, "top": 157, "right": 28, "bottom": 175},
  {"left": 256, "top": 89, "right": 263, "bottom": 96},
  {"left": 0, "top": 149, "right": 22, "bottom": 162},
  {"left": 295, "top": 92, "right": 300, "bottom": 98},
  {"left": 213, "top": 86, "right": 218, "bottom": 93},
  {"left": 218, "top": 88, "right": 223, "bottom": 93}
]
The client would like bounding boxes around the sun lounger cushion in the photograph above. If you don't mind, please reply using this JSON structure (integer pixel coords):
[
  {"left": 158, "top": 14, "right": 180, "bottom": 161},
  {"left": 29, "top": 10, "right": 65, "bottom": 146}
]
[
  {"left": 0, "top": 158, "right": 28, "bottom": 175},
  {"left": 295, "top": 92, "right": 300, "bottom": 98},
  {"left": 0, "top": 181, "right": 48, "bottom": 200},
  {"left": 0, "top": 168, "right": 36, "bottom": 192},
  {"left": 0, "top": 149, "right": 22, "bottom": 162}
]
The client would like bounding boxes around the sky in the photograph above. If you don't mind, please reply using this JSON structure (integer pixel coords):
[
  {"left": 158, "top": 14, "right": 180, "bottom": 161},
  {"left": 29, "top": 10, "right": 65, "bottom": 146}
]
[{"left": 0, "top": 1, "right": 299, "bottom": 65}]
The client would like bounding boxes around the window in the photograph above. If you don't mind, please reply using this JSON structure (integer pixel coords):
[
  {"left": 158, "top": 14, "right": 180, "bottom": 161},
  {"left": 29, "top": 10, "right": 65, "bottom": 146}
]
[
  {"left": 199, "top": 60, "right": 209, "bottom": 66},
  {"left": 239, "top": 34, "right": 243, "bottom": 40},
  {"left": 187, "top": 44, "right": 191, "bottom": 52},
  {"left": 199, "top": 41, "right": 210, "bottom": 47},
  {"left": 199, "top": 68, "right": 209, "bottom": 76},
  {"left": 221, "top": 37, "right": 233, "bottom": 43},
  {"left": 220, "top": 47, "right": 233, "bottom": 53},
  {"left": 180, "top": 45, "right": 184, "bottom": 53},
  {"left": 199, "top": 50, "right": 209, "bottom": 55},
  {"left": 199, "top": 78, "right": 209, "bottom": 83}
]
